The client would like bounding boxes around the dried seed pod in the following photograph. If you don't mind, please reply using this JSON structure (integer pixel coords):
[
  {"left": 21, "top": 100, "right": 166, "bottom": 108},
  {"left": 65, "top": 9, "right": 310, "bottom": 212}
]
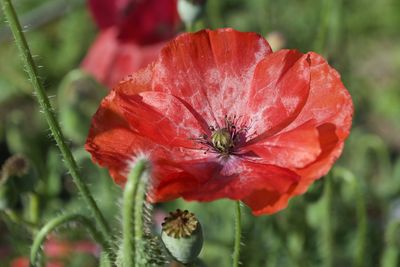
[{"left": 161, "top": 209, "right": 203, "bottom": 264}]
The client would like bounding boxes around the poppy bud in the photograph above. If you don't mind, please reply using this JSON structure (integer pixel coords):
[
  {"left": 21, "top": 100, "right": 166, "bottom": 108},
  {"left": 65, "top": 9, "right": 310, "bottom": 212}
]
[
  {"left": 177, "top": 0, "right": 206, "bottom": 28},
  {"left": 1, "top": 154, "right": 36, "bottom": 193},
  {"left": 1, "top": 154, "right": 29, "bottom": 184},
  {"left": 161, "top": 209, "right": 203, "bottom": 264}
]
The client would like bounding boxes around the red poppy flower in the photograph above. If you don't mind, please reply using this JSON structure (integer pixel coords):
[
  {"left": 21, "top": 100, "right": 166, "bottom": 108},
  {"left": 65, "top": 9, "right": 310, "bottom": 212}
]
[
  {"left": 86, "top": 28, "right": 353, "bottom": 215},
  {"left": 81, "top": 0, "right": 180, "bottom": 88}
]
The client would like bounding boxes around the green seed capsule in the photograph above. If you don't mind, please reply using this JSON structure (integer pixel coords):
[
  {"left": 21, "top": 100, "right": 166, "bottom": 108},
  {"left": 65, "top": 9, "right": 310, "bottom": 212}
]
[{"left": 161, "top": 209, "right": 203, "bottom": 264}]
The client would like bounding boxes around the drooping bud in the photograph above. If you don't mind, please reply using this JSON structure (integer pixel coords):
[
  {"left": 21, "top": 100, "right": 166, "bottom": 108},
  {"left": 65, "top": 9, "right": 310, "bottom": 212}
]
[
  {"left": 1, "top": 154, "right": 29, "bottom": 185},
  {"left": 177, "top": 0, "right": 207, "bottom": 30},
  {"left": 161, "top": 209, "right": 203, "bottom": 264},
  {"left": 0, "top": 154, "right": 32, "bottom": 210}
]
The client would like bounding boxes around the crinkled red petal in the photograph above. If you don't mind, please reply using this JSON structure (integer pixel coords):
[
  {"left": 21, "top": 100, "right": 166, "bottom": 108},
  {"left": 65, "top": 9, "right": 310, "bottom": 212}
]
[
  {"left": 152, "top": 28, "right": 272, "bottom": 126},
  {"left": 246, "top": 50, "right": 311, "bottom": 137},
  {"left": 244, "top": 120, "right": 321, "bottom": 169},
  {"left": 152, "top": 159, "right": 299, "bottom": 206},
  {"left": 289, "top": 52, "right": 353, "bottom": 194}
]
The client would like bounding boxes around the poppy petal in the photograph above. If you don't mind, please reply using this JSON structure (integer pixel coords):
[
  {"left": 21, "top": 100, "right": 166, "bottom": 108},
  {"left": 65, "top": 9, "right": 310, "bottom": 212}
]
[
  {"left": 86, "top": 90, "right": 209, "bottom": 185},
  {"left": 243, "top": 120, "right": 321, "bottom": 169},
  {"left": 242, "top": 188, "right": 295, "bottom": 215},
  {"left": 88, "top": 0, "right": 179, "bottom": 44},
  {"left": 88, "top": 0, "right": 126, "bottom": 29},
  {"left": 286, "top": 53, "right": 353, "bottom": 193},
  {"left": 113, "top": 91, "right": 207, "bottom": 148},
  {"left": 246, "top": 50, "right": 311, "bottom": 139},
  {"left": 153, "top": 28, "right": 272, "bottom": 126},
  {"left": 158, "top": 159, "right": 299, "bottom": 205}
]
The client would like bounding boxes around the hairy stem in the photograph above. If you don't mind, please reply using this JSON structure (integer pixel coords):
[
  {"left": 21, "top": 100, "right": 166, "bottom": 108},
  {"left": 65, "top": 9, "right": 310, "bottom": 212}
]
[
  {"left": 232, "top": 201, "right": 242, "bottom": 267},
  {"left": 134, "top": 172, "right": 148, "bottom": 267},
  {"left": 30, "top": 213, "right": 107, "bottom": 266},
  {"left": 122, "top": 160, "right": 148, "bottom": 267},
  {"left": 0, "top": 0, "right": 114, "bottom": 260}
]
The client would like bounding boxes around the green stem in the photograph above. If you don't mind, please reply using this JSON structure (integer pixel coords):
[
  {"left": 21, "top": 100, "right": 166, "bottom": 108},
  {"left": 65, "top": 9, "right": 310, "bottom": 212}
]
[
  {"left": 4, "top": 209, "right": 37, "bottom": 230},
  {"left": 30, "top": 213, "right": 107, "bottom": 267},
  {"left": 28, "top": 193, "right": 40, "bottom": 226},
  {"left": 0, "top": 0, "right": 114, "bottom": 259},
  {"left": 333, "top": 167, "right": 367, "bottom": 267},
  {"left": 313, "top": 0, "right": 334, "bottom": 56},
  {"left": 122, "top": 160, "right": 148, "bottom": 267},
  {"left": 134, "top": 172, "right": 148, "bottom": 267},
  {"left": 380, "top": 220, "right": 400, "bottom": 267},
  {"left": 232, "top": 201, "right": 242, "bottom": 267},
  {"left": 322, "top": 174, "right": 334, "bottom": 267}
]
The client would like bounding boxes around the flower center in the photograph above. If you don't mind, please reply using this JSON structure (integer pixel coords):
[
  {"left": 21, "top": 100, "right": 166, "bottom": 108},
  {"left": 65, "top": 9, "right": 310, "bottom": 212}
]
[
  {"left": 211, "top": 128, "right": 234, "bottom": 154},
  {"left": 195, "top": 115, "right": 248, "bottom": 158}
]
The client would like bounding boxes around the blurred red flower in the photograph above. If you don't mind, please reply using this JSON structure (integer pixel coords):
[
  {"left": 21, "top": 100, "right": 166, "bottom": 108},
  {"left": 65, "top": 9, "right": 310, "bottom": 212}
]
[
  {"left": 86, "top": 29, "right": 353, "bottom": 215},
  {"left": 10, "top": 257, "right": 63, "bottom": 267},
  {"left": 44, "top": 238, "right": 100, "bottom": 258},
  {"left": 10, "top": 238, "right": 98, "bottom": 267},
  {"left": 81, "top": 0, "right": 180, "bottom": 88}
]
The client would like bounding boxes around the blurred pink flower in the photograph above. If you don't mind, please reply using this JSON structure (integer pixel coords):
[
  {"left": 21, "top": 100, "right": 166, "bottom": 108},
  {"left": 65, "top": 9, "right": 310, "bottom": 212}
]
[
  {"left": 9, "top": 238, "right": 99, "bottom": 267},
  {"left": 10, "top": 257, "right": 63, "bottom": 267},
  {"left": 82, "top": 0, "right": 180, "bottom": 88},
  {"left": 44, "top": 238, "right": 100, "bottom": 258}
]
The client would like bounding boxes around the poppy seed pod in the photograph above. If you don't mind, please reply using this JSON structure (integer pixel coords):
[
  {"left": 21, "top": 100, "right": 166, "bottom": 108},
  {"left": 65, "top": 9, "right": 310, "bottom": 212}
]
[{"left": 161, "top": 209, "right": 203, "bottom": 264}]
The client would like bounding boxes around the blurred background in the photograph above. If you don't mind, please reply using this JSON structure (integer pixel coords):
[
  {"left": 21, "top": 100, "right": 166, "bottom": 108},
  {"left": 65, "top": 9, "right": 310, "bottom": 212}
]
[{"left": 0, "top": 0, "right": 400, "bottom": 266}]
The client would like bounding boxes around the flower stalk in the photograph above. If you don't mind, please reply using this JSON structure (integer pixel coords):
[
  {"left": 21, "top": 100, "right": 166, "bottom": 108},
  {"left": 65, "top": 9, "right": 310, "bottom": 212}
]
[
  {"left": 321, "top": 173, "right": 334, "bottom": 267},
  {"left": 0, "top": 0, "right": 114, "bottom": 261},
  {"left": 122, "top": 159, "right": 148, "bottom": 267},
  {"left": 381, "top": 220, "right": 400, "bottom": 267},
  {"left": 232, "top": 201, "right": 242, "bottom": 267},
  {"left": 333, "top": 167, "right": 367, "bottom": 267}
]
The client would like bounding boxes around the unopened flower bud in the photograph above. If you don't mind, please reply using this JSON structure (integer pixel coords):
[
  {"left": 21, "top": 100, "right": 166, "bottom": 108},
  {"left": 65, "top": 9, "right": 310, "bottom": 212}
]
[
  {"left": 1, "top": 154, "right": 29, "bottom": 185},
  {"left": 177, "top": 0, "right": 206, "bottom": 28},
  {"left": 161, "top": 209, "right": 203, "bottom": 264}
]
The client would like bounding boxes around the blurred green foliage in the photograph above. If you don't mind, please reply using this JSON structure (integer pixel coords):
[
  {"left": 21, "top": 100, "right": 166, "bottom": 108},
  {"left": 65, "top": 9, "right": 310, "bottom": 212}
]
[{"left": 0, "top": 0, "right": 400, "bottom": 266}]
